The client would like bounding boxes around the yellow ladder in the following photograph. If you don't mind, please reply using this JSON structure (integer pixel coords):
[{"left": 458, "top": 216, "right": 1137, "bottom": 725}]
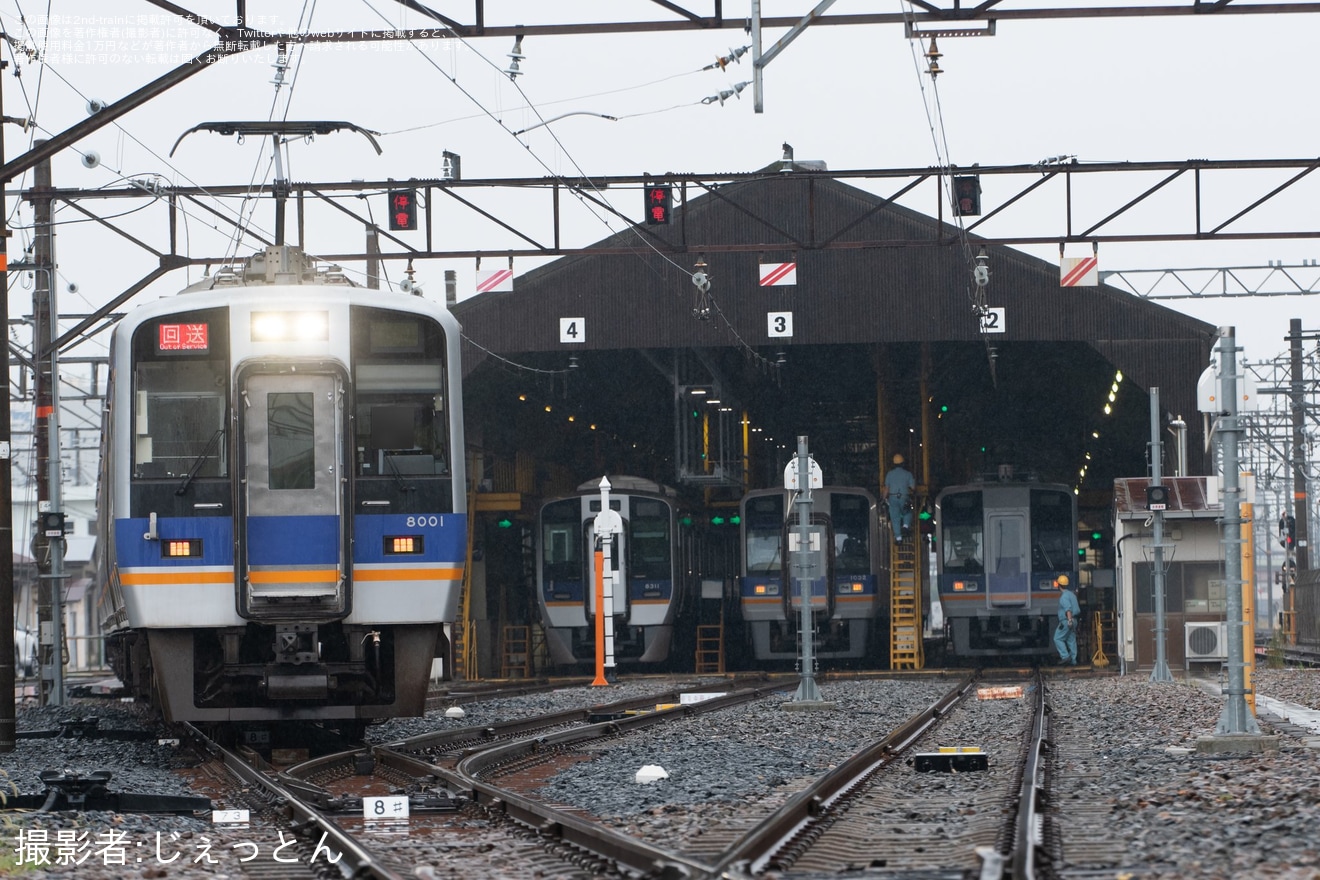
[
  {"left": 454, "top": 450, "right": 479, "bottom": 681},
  {"left": 889, "top": 540, "right": 924, "bottom": 669},
  {"left": 501, "top": 625, "right": 531, "bottom": 679},
  {"left": 695, "top": 623, "right": 725, "bottom": 674}
]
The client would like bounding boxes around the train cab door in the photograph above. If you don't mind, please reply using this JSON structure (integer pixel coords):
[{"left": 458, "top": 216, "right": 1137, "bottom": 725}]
[
  {"left": 238, "top": 370, "right": 349, "bottom": 618},
  {"left": 986, "top": 509, "right": 1029, "bottom": 608}
]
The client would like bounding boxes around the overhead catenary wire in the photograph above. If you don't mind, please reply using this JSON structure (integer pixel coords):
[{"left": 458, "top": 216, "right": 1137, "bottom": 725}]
[
  {"left": 902, "top": 0, "right": 999, "bottom": 383},
  {"left": 355, "top": 0, "right": 776, "bottom": 372}
]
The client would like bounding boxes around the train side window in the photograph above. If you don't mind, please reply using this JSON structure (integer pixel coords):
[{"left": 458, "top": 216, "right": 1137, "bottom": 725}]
[{"left": 133, "top": 361, "right": 228, "bottom": 479}]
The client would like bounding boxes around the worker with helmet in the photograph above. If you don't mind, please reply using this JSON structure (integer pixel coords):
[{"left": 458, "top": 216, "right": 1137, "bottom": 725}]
[
  {"left": 1054, "top": 574, "right": 1080, "bottom": 665},
  {"left": 883, "top": 453, "right": 916, "bottom": 541}
]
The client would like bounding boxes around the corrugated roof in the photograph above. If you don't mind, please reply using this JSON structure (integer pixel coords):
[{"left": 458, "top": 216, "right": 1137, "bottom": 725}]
[{"left": 1114, "top": 477, "right": 1220, "bottom": 516}]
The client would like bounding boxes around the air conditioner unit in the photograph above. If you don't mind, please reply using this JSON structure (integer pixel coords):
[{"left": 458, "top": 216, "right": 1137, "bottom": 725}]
[{"left": 1185, "top": 621, "right": 1228, "bottom": 661}]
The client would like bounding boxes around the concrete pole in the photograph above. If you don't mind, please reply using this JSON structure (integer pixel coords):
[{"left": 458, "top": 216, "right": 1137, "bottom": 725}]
[
  {"left": 1149, "top": 387, "right": 1173, "bottom": 683},
  {"left": 1215, "top": 327, "right": 1260, "bottom": 736}
]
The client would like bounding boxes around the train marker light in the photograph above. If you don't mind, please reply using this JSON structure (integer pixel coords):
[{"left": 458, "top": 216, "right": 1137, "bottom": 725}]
[
  {"left": 163, "top": 538, "right": 201, "bottom": 558},
  {"left": 387, "top": 188, "right": 418, "bottom": 231},
  {"left": 384, "top": 535, "right": 425, "bottom": 554}
]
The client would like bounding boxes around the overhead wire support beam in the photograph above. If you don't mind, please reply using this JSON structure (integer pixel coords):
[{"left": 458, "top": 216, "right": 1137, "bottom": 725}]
[{"left": 751, "top": 0, "right": 841, "bottom": 113}]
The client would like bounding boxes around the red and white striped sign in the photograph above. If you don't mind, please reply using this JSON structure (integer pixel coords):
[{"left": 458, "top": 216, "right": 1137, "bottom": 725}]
[
  {"left": 476, "top": 268, "right": 514, "bottom": 293},
  {"left": 759, "top": 262, "right": 797, "bottom": 287},
  {"left": 1060, "top": 255, "right": 1098, "bottom": 287}
]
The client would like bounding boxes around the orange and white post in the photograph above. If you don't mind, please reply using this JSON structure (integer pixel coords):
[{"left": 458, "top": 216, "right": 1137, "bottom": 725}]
[{"left": 592, "top": 477, "right": 622, "bottom": 686}]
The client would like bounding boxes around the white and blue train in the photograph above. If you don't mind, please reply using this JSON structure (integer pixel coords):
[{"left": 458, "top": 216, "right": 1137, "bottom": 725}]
[
  {"left": 96, "top": 245, "right": 466, "bottom": 732},
  {"left": 738, "top": 486, "right": 888, "bottom": 663},
  {"left": 536, "top": 477, "right": 690, "bottom": 670},
  {"left": 935, "top": 477, "right": 1076, "bottom": 659}
]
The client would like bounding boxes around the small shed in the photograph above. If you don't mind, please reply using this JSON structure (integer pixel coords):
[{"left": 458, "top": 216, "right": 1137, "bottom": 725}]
[{"left": 1113, "top": 476, "right": 1234, "bottom": 671}]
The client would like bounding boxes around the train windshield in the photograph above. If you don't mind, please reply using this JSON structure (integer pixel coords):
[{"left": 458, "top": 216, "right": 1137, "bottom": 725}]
[
  {"left": 352, "top": 308, "right": 450, "bottom": 478},
  {"left": 628, "top": 499, "right": 671, "bottom": 581},
  {"left": 1031, "top": 489, "right": 1074, "bottom": 573},
  {"left": 940, "top": 491, "right": 984, "bottom": 574},
  {"left": 132, "top": 367, "right": 228, "bottom": 480},
  {"left": 743, "top": 494, "right": 785, "bottom": 575},
  {"left": 831, "top": 493, "right": 871, "bottom": 574},
  {"left": 541, "top": 499, "right": 583, "bottom": 582}
]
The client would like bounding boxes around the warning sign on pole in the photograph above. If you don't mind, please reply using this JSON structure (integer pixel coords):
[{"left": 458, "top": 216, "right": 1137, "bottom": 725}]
[
  {"left": 477, "top": 268, "right": 514, "bottom": 293},
  {"left": 759, "top": 262, "right": 797, "bottom": 287},
  {"left": 1060, "top": 255, "right": 1098, "bottom": 287}
]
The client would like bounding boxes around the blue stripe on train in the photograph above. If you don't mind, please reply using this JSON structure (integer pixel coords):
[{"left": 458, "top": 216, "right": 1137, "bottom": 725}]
[
  {"left": 114, "top": 517, "right": 234, "bottom": 566},
  {"left": 352, "top": 513, "right": 467, "bottom": 564},
  {"left": 112, "top": 513, "right": 468, "bottom": 567},
  {"left": 246, "top": 516, "right": 340, "bottom": 565}
]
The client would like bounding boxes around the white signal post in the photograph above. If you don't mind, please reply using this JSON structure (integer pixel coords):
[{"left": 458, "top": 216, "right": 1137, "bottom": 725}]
[{"left": 592, "top": 477, "right": 622, "bottom": 686}]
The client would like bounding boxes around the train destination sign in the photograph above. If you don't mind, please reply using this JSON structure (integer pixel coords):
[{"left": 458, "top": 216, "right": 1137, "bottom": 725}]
[{"left": 158, "top": 322, "right": 210, "bottom": 352}]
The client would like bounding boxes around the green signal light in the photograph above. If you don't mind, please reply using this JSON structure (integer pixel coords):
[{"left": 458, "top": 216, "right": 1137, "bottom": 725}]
[
  {"left": 730, "top": 515, "right": 741, "bottom": 525},
  {"left": 680, "top": 515, "right": 693, "bottom": 527},
  {"left": 940, "top": 404, "right": 949, "bottom": 413},
  {"left": 497, "top": 518, "right": 513, "bottom": 528},
  {"left": 1091, "top": 530, "right": 1103, "bottom": 541},
  {"left": 711, "top": 515, "right": 726, "bottom": 525},
  {"left": 918, "top": 510, "right": 933, "bottom": 521},
  {"left": 1078, "top": 548, "right": 1087, "bottom": 557}
]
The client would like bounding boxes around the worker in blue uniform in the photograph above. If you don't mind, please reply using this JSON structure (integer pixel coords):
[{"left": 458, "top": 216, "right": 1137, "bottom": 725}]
[
  {"left": 1054, "top": 574, "right": 1081, "bottom": 665},
  {"left": 883, "top": 453, "right": 916, "bottom": 541}
]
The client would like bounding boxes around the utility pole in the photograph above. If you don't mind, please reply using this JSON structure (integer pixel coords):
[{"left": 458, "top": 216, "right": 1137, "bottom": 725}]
[
  {"left": 1216, "top": 327, "right": 1259, "bottom": 737},
  {"left": 0, "top": 56, "right": 17, "bottom": 753},
  {"left": 1148, "top": 387, "right": 1173, "bottom": 683},
  {"left": 1288, "top": 318, "right": 1310, "bottom": 572},
  {"left": 31, "top": 141, "right": 63, "bottom": 706}
]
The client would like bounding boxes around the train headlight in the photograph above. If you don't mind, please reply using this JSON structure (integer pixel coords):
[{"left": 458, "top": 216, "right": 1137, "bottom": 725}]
[
  {"left": 251, "top": 311, "right": 329, "bottom": 342},
  {"left": 384, "top": 535, "right": 425, "bottom": 554}
]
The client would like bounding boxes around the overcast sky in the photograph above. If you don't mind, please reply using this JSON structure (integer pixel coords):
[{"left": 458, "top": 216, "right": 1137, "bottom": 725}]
[{"left": 2, "top": 1, "right": 1318, "bottom": 366}]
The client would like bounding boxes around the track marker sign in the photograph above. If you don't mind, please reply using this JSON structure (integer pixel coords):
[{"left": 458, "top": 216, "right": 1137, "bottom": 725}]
[
  {"left": 1060, "top": 255, "right": 1098, "bottom": 287},
  {"left": 477, "top": 268, "right": 514, "bottom": 293},
  {"left": 759, "top": 262, "right": 797, "bottom": 287}
]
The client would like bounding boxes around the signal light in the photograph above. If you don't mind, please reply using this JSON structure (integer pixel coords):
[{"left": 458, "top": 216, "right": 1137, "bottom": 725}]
[
  {"left": 497, "top": 518, "right": 513, "bottom": 529},
  {"left": 954, "top": 175, "right": 981, "bottom": 216},
  {"left": 39, "top": 511, "right": 65, "bottom": 537},
  {"left": 644, "top": 184, "right": 672, "bottom": 225},
  {"left": 388, "top": 188, "right": 418, "bottom": 231},
  {"left": 1280, "top": 514, "right": 1296, "bottom": 550}
]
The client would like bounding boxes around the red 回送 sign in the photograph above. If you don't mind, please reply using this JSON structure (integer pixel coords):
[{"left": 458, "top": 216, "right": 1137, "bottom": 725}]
[{"left": 159, "top": 323, "right": 209, "bottom": 352}]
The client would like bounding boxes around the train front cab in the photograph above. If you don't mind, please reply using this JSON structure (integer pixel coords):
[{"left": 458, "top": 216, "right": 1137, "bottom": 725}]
[
  {"left": 106, "top": 287, "right": 465, "bottom": 724},
  {"left": 537, "top": 488, "right": 679, "bottom": 668},
  {"left": 938, "top": 485, "right": 1073, "bottom": 658},
  {"left": 738, "top": 488, "right": 882, "bottom": 663}
]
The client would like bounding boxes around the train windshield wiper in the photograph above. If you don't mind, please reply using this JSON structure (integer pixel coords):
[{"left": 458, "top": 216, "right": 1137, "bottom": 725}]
[{"left": 175, "top": 429, "right": 224, "bottom": 496}]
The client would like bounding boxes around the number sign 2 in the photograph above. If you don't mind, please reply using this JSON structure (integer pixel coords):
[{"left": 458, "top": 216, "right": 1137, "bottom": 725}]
[{"left": 980, "top": 308, "right": 1005, "bottom": 334}]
